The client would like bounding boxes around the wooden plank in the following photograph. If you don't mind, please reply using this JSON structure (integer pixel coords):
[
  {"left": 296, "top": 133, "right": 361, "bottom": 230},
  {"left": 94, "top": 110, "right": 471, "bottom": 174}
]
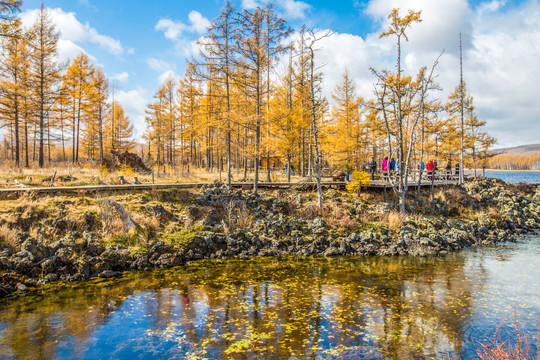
[{"left": 0, "top": 179, "right": 458, "bottom": 195}]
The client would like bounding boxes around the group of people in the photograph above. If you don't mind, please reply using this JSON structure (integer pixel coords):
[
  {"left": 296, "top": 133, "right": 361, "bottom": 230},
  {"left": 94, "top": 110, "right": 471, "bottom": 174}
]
[
  {"left": 423, "top": 160, "right": 461, "bottom": 180},
  {"left": 357, "top": 157, "right": 462, "bottom": 182}
]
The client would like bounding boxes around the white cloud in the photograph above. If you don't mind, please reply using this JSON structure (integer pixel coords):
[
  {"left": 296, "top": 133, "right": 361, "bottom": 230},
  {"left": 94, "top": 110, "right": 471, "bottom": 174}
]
[
  {"left": 146, "top": 58, "right": 176, "bottom": 72},
  {"left": 158, "top": 70, "right": 178, "bottom": 84},
  {"left": 110, "top": 72, "right": 129, "bottom": 84},
  {"left": 56, "top": 38, "right": 87, "bottom": 62},
  {"left": 115, "top": 88, "right": 148, "bottom": 140},
  {"left": 365, "top": 0, "right": 472, "bottom": 55},
  {"left": 155, "top": 11, "right": 210, "bottom": 41},
  {"left": 155, "top": 19, "right": 187, "bottom": 40},
  {"left": 465, "top": 1, "right": 540, "bottom": 147},
  {"left": 478, "top": 0, "right": 506, "bottom": 14},
  {"left": 280, "top": 0, "right": 311, "bottom": 19},
  {"left": 188, "top": 11, "right": 211, "bottom": 33},
  {"left": 242, "top": 0, "right": 259, "bottom": 9},
  {"left": 20, "top": 8, "right": 127, "bottom": 57},
  {"left": 242, "top": 0, "right": 311, "bottom": 19},
  {"left": 308, "top": 0, "right": 540, "bottom": 147}
]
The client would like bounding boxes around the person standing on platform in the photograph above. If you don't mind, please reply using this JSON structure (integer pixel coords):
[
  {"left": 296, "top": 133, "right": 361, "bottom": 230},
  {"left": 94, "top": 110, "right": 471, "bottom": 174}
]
[
  {"left": 369, "top": 159, "right": 377, "bottom": 181},
  {"left": 427, "top": 160, "right": 434, "bottom": 180}
]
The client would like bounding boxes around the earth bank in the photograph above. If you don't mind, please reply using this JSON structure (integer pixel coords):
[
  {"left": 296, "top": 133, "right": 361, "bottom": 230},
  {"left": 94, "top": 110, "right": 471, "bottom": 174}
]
[{"left": 1, "top": 177, "right": 539, "bottom": 298}]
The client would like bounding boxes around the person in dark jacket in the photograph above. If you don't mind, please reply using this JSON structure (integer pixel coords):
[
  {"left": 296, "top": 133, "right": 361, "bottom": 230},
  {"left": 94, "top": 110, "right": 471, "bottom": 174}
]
[
  {"left": 445, "top": 162, "right": 452, "bottom": 180},
  {"left": 369, "top": 159, "right": 377, "bottom": 181}
]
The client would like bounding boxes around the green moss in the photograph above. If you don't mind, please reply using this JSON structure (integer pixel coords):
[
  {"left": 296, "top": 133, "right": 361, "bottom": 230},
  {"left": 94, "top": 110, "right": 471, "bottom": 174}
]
[
  {"left": 109, "top": 233, "right": 141, "bottom": 247},
  {"left": 128, "top": 246, "right": 148, "bottom": 258},
  {"left": 359, "top": 222, "right": 377, "bottom": 231},
  {"left": 162, "top": 224, "right": 204, "bottom": 249}
]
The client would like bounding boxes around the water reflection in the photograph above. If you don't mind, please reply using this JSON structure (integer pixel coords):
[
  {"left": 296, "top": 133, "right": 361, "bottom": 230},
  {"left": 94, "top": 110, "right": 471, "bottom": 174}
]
[{"left": 1, "top": 238, "right": 539, "bottom": 360}]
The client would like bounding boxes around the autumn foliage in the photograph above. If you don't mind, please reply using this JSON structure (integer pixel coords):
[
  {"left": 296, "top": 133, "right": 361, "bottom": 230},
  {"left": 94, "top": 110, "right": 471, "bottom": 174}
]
[{"left": 0, "top": 2, "right": 498, "bottom": 183}]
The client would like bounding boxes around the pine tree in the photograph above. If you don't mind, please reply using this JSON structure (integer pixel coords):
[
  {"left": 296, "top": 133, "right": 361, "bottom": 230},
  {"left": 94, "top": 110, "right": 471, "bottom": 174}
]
[
  {"left": 27, "top": 4, "right": 61, "bottom": 167},
  {"left": 64, "top": 53, "right": 94, "bottom": 162},
  {"left": 0, "top": 18, "right": 28, "bottom": 166},
  {"left": 177, "top": 63, "right": 200, "bottom": 172},
  {"left": 113, "top": 102, "right": 134, "bottom": 153},
  {"left": 0, "top": 0, "right": 22, "bottom": 38},
  {"left": 235, "top": 6, "right": 289, "bottom": 193},
  {"left": 145, "top": 90, "right": 166, "bottom": 172},
  {"left": 196, "top": 0, "right": 236, "bottom": 184},
  {"left": 160, "top": 76, "right": 177, "bottom": 167},
  {"left": 88, "top": 67, "right": 109, "bottom": 161},
  {"left": 371, "top": 8, "right": 441, "bottom": 213},
  {"left": 271, "top": 49, "right": 300, "bottom": 182},
  {"left": 329, "top": 68, "right": 363, "bottom": 167}
]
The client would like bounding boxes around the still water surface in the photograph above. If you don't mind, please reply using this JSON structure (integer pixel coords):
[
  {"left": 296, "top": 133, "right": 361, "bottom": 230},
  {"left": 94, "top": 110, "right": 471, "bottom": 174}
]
[
  {"left": 481, "top": 170, "right": 540, "bottom": 184},
  {"left": 1, "top": 237, "right": 539, "bottom": 359}
]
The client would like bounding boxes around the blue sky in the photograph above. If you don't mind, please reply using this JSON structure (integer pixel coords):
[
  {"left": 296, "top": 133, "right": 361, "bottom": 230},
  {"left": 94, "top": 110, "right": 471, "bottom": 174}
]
[{"left": 18, "top": 0, "right": 540, "bottom": 147}]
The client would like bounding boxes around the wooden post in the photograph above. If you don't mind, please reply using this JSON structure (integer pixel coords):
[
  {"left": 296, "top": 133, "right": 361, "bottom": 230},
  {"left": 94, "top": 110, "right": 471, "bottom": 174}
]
[{"left": 50, "top": 171, "right": 57, "bottom": 186}]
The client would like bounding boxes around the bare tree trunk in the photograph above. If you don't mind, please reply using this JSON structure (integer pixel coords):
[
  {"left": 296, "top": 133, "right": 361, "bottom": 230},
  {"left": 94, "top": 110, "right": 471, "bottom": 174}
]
[{"left": 459, "top": 33, "right": 465, "bottom": 185}]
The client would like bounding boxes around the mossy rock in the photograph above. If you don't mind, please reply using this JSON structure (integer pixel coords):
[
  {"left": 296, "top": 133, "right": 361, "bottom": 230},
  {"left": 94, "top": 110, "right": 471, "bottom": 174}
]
[{"left": 162, "top": 224, "right": 204, "bottom": 249}]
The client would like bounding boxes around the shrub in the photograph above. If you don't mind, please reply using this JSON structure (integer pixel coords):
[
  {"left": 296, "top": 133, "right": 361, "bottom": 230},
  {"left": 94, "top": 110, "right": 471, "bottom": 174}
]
[
  {"left": 346, "top": 170, "right": 371, "bottom": 193},
  {"left": 118, "top": 161, "right": 133, "bottom": 177}
]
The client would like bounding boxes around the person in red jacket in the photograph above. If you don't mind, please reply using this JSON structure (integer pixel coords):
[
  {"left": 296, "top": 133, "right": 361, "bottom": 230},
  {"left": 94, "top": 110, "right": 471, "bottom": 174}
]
[
  {"left": 427, "top": 159, "right": 434, "bottom": 180},
  {"left": 382, "top": 157, "right": 388, "bottom": 172}
]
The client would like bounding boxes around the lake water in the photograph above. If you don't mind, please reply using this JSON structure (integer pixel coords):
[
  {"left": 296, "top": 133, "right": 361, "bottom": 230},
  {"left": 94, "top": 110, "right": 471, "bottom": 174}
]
[
  {"left": 1, "top": 237, "right": 539, "bottom": 359},
  {"left": 479, "top": 170, "right": 540, "bottom": 184}
]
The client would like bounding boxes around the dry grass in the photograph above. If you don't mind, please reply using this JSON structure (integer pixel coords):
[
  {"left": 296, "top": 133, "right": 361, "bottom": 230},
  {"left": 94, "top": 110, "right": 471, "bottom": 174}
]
[
  {"left": 385, "top": 211, "right": 406, "bottom": 232},
  {"left": 0, "top": 224, "right": 18, "bottom": 249},
  {"left": 298, "top": 201, "right": 323, "bottom": 220},
  {"left": 438, "top": 186, "right": 474, "bottom": 206},
  {"left": 96, "top": 199, "right": 124, "bottom": 236},
  {"left": 321, "top": 203, "right": 345, "bottom": 228},
  {"left": 338, "top": 214, "right": 359, "bottom": 232},
  {"left": 0, "top": 162, "right": 305, "bottom": 189},
  {"left": 131, "top": 211, "right": 160, "bottom": 232},
  {"left": 223, "top": 200, "right": 255, "bottom": 232}
]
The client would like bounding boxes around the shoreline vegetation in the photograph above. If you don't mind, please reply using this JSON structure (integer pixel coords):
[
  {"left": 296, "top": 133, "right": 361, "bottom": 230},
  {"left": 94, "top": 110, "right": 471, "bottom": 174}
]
[{"left": 1, "top": 176, "right": 539, "bottom": 300}]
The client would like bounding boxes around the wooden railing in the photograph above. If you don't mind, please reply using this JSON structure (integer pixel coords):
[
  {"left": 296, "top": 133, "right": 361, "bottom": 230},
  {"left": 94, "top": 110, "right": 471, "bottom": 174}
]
[{"left": 374, "top": 170, "right": 460, "bottom": 184}]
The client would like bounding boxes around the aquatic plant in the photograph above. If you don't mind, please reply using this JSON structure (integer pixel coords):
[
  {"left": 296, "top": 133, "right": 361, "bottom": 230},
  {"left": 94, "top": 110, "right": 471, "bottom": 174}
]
[{"left": 476, "top": 310, "right": 540, "bottom": 360}]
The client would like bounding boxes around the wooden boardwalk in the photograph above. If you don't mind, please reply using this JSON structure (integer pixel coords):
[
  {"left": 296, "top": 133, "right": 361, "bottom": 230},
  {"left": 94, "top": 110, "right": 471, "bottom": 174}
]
[{"left": 0, "top": 178, "right": 458, "bottom": 195}]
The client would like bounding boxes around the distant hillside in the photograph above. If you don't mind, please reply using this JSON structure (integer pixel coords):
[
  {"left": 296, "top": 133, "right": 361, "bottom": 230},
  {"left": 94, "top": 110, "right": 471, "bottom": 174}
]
[
  {"left": 492, "top": 143, "right": 540, "bottom": 156},
  {"left": 489, "top": 144, "right": 540, "bottom": 170}
]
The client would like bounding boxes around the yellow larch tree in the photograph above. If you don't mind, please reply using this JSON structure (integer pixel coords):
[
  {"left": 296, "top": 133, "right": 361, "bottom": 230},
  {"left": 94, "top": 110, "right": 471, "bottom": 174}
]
[
  {"left": 0, "top": 17, "right": 28, "bottom": 166},
  {"left": 63, "top": 53, "right": 94, "bottom": 162},
  {"left": 27, "top": 4, "right": 61, "bottom": 167},
  {"left": 328, "top": 68, "right": 363, "bottom": 168}
]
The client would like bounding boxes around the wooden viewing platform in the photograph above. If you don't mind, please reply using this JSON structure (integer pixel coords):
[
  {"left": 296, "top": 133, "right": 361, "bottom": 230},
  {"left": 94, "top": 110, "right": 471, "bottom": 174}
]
[{"left": 0, "top": 174, "right": 459, "bottom": 195}]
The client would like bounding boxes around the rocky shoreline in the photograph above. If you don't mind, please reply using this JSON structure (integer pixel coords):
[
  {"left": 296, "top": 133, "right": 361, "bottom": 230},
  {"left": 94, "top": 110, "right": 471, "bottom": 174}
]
[{"left": 1, "top": 177, "right": 539, "bottom": 299}]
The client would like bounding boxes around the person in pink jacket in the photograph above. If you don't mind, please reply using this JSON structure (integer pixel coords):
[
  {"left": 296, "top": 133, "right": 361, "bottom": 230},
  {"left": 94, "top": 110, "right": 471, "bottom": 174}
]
[{"left": 382, "top": 157, "right": 388, "bottom": 172}]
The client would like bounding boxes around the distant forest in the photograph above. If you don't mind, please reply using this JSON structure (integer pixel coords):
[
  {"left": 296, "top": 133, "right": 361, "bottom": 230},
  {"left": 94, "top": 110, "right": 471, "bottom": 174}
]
[
  {"left": 488, "top": 144, "right": 540, "bottom": 170},
  {"left": 488, "top": 155, "right": 540, "bottom": 170}
]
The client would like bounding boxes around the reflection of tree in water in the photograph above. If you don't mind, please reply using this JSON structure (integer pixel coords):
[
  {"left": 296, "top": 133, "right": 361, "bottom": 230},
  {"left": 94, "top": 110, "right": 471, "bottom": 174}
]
[{"left": 0, "top": 254, "right": 488, "bottom": 359}]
